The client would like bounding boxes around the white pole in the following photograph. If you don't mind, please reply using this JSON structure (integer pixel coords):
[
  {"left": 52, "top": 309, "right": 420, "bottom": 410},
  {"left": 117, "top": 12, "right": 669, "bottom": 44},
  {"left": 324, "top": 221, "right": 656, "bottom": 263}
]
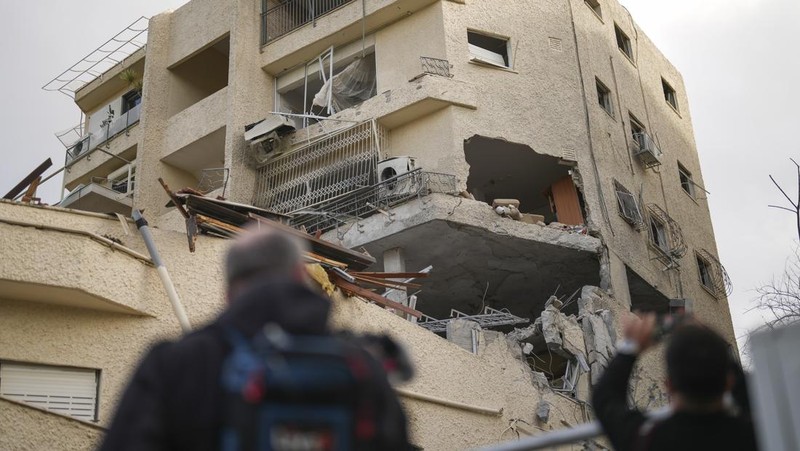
[{"left": 132, "top": 210, "right": 192, "bottom": 333}]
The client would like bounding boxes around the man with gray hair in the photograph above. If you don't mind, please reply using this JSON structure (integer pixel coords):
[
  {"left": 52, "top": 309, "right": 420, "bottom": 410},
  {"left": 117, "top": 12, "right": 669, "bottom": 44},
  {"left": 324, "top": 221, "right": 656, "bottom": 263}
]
[{"left": 100, "top": 227, "right": 410, "bottom": 450}]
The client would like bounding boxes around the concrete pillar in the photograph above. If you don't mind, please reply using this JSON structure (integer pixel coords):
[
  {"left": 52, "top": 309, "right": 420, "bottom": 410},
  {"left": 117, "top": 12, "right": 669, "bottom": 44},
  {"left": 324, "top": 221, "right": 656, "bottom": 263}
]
[{"left": 383, "top": 247, "right": 408, "bottom": 317}]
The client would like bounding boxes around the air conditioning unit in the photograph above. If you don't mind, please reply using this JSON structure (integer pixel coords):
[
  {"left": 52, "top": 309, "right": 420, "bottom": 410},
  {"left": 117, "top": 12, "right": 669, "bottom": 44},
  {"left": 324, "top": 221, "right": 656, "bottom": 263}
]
[
  {"left": 631, "top": 132, "right": 663, "bottom": 169},
  {"left": 377, "top": 156, "right": 418, "bottom": 198}
]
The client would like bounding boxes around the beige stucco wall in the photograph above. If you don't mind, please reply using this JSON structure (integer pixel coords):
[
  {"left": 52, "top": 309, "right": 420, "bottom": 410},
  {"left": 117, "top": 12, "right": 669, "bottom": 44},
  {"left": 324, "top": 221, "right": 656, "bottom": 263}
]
[{"left": 0, "top": 397, "right": 103, "bottom": 451}]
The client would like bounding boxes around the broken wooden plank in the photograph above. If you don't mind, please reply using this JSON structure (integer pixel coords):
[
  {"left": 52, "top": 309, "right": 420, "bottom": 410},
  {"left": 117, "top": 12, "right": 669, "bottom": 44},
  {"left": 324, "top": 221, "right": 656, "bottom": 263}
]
[
  {"left": 158, "top": 178, "right": 190, "bottom": 219},
  {"left": 349, "top": 272, "right": 429, "bottom": 279},
  {"left": 329, "top": 271, "right": 422, "bottom": 318},
  {"left": 351, "top": 274, "right": 422, "bottom": 289},
  {"left": 21, "top": 176, "right": 42, "bottom": 203},
  {"left": 305, "top": 251, "right": 348, "bottom": 269},
  {"left": 4, "top": 159, "right": 52, "bottom": 200}
]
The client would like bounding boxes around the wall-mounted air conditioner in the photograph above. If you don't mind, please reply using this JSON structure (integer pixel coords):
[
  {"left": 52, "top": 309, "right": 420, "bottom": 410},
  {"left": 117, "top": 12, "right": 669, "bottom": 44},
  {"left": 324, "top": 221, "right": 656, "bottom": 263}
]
[
  {"left": 631, "top": 132, "right": 663, "bottom": 168},
  {"left": 377, "top": 156, "right": 418, "bottom": 198}
]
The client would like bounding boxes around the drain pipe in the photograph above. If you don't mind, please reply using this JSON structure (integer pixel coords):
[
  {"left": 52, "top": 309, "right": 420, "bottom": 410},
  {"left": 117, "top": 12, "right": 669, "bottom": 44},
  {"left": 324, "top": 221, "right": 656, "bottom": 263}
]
[{"left": 133, "top": 210, "right": 192, "bottom": 333}]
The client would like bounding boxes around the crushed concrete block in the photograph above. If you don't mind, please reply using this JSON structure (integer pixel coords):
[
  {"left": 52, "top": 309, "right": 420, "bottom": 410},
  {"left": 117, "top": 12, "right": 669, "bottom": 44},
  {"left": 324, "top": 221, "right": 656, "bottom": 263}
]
[
  {"left": 446, "top": 319, "right": 481, "bottom": 353},
  {"left": 536, "top": 401, "right": 551, "bottom": 423},
  {"left": 522, "top": 343, "right": 534, "bottom": 355},
  {"left": 578, "top": 285, "right": 603, "bottom": 316},
  {"left": 583, "top": 311, "right": 617, "bottom": 385},
  {"left": 519, "top": 213, "right": 545, "bottom": 225},
  {"left": 561, "top": 315, "right": 586, "bottom": 357},
  {"left": 540, "top": 307, "right": 563, "bottom": 352},
  {"left": 532, "top": 371, "right": 551, "bottom": 391}
]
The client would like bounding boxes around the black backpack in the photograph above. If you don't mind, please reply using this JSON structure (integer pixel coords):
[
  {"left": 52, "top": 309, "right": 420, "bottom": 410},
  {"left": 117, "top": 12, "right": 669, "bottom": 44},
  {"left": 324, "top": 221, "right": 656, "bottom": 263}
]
[{"left": 220, "top": 325, "right": 387, "bottom": 451}]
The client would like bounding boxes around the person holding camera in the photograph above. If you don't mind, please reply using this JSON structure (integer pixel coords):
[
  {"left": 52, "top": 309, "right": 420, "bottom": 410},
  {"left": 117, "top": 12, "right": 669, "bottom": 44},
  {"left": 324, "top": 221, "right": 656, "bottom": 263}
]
[{"left": 591, "top": 313, "right": 758, "bottom": 451}]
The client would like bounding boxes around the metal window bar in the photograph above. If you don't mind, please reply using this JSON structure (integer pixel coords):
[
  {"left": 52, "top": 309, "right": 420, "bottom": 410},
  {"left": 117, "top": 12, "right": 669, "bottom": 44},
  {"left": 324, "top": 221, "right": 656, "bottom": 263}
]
[
  {"left": 42, "top": 17, "right": 148, "bottom": 98},
  {"left": 63, "top": 102, "right": 142, "bottom": 166},
  {"left": 253, "top": 120, "right": 387, "bottom": 214},
  {"left": 418, "top": 307, "right": 529, "bottom": 334},
  {"left": 647, "top": 204, "right": 687, "bottom": 263},
  {"left": 420, "top": 57, "right": 453, "bottom": 78},
  {"left": 290, "top": 170, "right": 458, "bottom": 234},
  {"left": 261, "top": 0, "right": 355, "bottom": 45}
]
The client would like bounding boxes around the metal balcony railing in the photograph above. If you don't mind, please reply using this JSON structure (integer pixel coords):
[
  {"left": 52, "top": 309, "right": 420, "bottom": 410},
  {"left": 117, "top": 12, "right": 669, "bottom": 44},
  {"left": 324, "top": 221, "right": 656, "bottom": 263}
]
[
  {"left": 289, "top": 169, "right": 458, "bottom": 234},
  {"left": 260, "top": 0, "right": 355, "bottom": 45},
  {"left": 63, "top": 103, "right": 141, "bottom": 165}
]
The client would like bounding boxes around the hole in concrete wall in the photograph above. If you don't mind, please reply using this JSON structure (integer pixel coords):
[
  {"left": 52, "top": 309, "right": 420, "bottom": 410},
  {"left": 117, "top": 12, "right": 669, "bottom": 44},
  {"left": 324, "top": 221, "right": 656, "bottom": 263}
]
[
  {"left": 625, "top": 265, "right": 670, "bottom": 313},
  {"left": 167, "top": 35, "right": 230, "bottom": 116},
  {"left": 464, "top": 136, "right": 586, "bottom": 225}
]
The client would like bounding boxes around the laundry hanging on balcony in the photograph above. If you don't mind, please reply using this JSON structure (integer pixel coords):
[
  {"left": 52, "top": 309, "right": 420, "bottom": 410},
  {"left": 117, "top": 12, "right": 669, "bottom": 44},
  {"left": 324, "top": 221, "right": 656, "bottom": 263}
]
[{"left": 313, "top": 55, "right": 376, "bottom": 114}]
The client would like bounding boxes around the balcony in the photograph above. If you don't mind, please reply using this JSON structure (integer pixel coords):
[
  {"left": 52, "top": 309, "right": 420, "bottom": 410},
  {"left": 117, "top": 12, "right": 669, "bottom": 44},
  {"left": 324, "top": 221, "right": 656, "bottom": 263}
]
[
  {"left": 631, "top": 132, "right": 663, "bottom": 168},
  {"left": 261, "top": 0, "right": 355, "bottom": 45},
  {"left": 62, "top": 103, "right": 141, "bottom": 167}
]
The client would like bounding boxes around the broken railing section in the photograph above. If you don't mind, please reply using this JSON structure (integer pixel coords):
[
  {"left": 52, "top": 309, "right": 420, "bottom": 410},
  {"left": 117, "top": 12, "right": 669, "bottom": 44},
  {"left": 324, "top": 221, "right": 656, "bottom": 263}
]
[
  {"left": 420, "top": 57, "right": 453, "bottom": 78},
  {"left": 291, "top": 169, "right": 459, "bottom": 234},
  {"left": 418, "top": 307, "right": 529, "bottom": 334}
]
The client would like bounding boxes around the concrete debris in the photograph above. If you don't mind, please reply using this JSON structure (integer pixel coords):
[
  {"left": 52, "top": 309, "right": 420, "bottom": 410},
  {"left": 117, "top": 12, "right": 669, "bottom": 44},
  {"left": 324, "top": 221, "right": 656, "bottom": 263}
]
[
  {"left": 547, "top": 221, "right": 588, "bottom": 235},
  {"left": 522, "top": 343, "right": 534, "bottom": 355},
  {"left": 446, "top": 318, "right": 481, "bottom": 353},
  {"left": 582, "top": 313, "right": 616, "bottom": 386},
  {"left": 536, "top": 400, "right": 551, "bottom": 423},
  {"left": 531, "top": 371, "right": 551, "bottom": 392}
]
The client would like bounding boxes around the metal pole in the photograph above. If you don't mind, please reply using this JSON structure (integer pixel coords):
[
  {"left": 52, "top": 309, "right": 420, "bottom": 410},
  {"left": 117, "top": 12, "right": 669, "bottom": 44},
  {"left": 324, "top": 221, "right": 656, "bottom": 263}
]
[
  {"left": 132, "top": 210, "right": 192, "bottom": 333},
  {"left": 472, "top": 407, "right": 671, "bottom": 451}
]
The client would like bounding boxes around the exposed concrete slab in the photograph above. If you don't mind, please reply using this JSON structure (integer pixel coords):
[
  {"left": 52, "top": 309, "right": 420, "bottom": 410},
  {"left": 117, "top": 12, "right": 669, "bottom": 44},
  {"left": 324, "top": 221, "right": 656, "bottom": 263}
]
[{"left": 322, "top": 194, "right": 602, "bottom": 319}]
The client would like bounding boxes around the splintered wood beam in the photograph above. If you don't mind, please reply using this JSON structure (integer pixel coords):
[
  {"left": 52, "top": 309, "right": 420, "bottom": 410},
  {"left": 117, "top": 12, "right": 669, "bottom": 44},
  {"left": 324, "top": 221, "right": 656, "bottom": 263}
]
[
  {"left": 349, "top": 272, "right": 429, "bottom": 279},
  {"left": 21, "top": 176, "right": 42, "bottom": 203},
  {"left": 351, "top": 274, "right": 422, "bottom": 289},
  {"left": 329, "top": 272, "right": 422, "bottom": 318},
  {"left": 158, "top": 178, "right": 190, "bottom": 219},
  {"left": 4, "top": 158, "right": 52, "bottom": 200}
]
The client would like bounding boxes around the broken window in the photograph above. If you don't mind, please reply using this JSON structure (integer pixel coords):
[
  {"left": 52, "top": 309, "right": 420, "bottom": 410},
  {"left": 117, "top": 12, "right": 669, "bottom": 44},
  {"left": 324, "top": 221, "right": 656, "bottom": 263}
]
[
  {"left": 662, "top": 78, "right": 679, "bottom": 111},
  {"left": 695, "top": 249, "right": 732, "bottom": 298},
  {"left": 615, "top": 24, "right": 633, "bottom": 60},
  {"left": 678, "top": 163, "right": 695, "bottom": 198},
  {"left": 467, "top": 30, "right": 510, "bottom": 69},
  {"left": 648, "top": 214, "right": 669, "bottom": 253},
  {"left": 276, "top": 46, "right": 377, "bottom": 128},
  {"left": 614, "top": 181, "right": 643, "bottom": 227},
  {"left": 585, "top": 0, "right": 602, "bottom": 18},
  {"left": 596, "top": 78, "right": 614, "bottom": 116}
]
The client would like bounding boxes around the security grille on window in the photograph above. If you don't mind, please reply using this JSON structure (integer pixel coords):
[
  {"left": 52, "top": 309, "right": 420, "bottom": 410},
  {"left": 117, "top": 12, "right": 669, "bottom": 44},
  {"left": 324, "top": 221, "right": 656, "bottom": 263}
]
[
  {"left": 596, "top": 78, "right": 613, "bottom": 116},
  {"left": 0, "top": 361, "right": 99, "bottom": 421},
  {"left": 662, "top": 78, "right": 678, "bottom": 111},
  {"left": 615, "top": 24, "right": 633, "bottom": 60},
  {"left": 695, "top": 249, "right": 733, "bottom": 298},
  {"left": 614, "top": 181, "right": 643, "bottom": 227},
  {"left": 467, "top": 31, "right": 510, "bottom": 69},
  {"left": 649, "top": 215, "right": 669, "bottom": 252},
  {"left": 678, "top": 163, "right": 695, "bottom": 198},
  {"left": 647, "top": 204, "right": 687, "bottom": 263}
]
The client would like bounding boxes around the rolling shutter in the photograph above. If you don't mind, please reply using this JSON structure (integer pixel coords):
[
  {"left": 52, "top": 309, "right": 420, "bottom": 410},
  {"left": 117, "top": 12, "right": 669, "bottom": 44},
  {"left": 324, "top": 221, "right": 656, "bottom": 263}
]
[{"left": 0, "top": 362, "right": 98, "bottom": 421}]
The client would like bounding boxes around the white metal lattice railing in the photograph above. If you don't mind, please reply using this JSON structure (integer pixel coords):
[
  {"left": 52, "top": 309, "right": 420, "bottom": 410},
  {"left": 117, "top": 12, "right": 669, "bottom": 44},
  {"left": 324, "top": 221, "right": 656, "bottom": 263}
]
[{"left": 254, "top": 120, "right": 387, "bottom": 213}]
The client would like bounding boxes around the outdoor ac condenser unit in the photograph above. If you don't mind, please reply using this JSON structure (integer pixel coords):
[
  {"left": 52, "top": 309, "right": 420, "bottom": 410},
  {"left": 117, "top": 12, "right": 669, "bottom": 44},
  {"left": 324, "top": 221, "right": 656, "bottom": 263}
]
[{"left": 377, "top": 156, "right": 418, "bottom": 198}]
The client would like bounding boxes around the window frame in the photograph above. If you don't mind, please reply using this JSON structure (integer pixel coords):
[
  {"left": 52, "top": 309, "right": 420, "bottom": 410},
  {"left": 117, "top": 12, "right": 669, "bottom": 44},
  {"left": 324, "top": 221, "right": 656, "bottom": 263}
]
[
  {"left": 614, "top": 180, "right": 643, "bottom": 228},
  {"left": 662, "top": 77, "right": 679, "bottom": 112},
  {"left": 467, "top": 30, "right": 512, "bottom": 69},
  {"left": 678, "top": 162, "right": 696, "bottom": 199},
  {"left": 648, "top": 213, "right": 669, "bottom": 253},
  {"left": 614, "top": 24, "right": 634, "bottom": 61},
  {"left": 584, "top": 0, "right": 602, "bottom": 19},
  {"left": 696, "top": 253, "right": 716, "bottom": 294},
  {"left": 595, "top": 77, "right": 614, "bottom": 117}
]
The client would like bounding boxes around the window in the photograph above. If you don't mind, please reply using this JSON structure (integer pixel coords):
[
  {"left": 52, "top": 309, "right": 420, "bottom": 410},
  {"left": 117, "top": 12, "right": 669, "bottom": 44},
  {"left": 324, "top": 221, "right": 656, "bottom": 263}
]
[
  {"left": 615, "top": 24, "right": 633, "bottom": 60},
  {"left": 678, "top": 163, "right": 695, "bottom": 198},
  {"left": 648, "top": 214, "right": 669, "bottom": 252},
  {"left": 585, "top": 0, "right": 602, "bottom": 18},
  {"left": 121, "top": 90, "right": 142, "bottom": 114},
  {"left": 696, "top": 254, "right": 714, "bottom": 292},
  {"left": 596, "top": 78, "right": 614, "bottom": 116},
  {"left": 629, "top": 114, "right": 645, "bottom": 147},
  {"left": 614, "top": 181, "right": 643, "bottom": 227},
  {"left": 662, "top": 78, "right": 679, "bottom": 111},
  {"left": 0, "top": 361, "right": 99, "bottom": 421},
  {"left": 468, "top": 31, "right": 510, "bottom": 69}
]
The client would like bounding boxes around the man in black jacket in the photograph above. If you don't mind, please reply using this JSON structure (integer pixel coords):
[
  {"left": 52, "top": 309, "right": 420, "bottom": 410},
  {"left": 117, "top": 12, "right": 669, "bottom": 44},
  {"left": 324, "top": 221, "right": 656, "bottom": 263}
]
[
  {"left": 592, "top": 314, "right": 758, "bottom": 451},
  {"left": 99, "top": 228, "right": 410, "bottom": 450}
]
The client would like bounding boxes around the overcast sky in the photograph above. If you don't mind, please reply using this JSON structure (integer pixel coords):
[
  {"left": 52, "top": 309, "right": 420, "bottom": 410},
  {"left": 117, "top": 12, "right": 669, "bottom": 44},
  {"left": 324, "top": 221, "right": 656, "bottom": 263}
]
[{"left": 1, "top": 0, "right": 798, "bottom": 352}]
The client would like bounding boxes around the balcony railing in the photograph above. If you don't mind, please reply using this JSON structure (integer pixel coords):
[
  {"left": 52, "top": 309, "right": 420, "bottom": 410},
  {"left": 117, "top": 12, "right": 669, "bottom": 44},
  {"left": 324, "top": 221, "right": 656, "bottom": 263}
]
[
  {"left": 289, "top": 169, "right": 458, "bottom": 234},
  {"left": 64, "top": 103, "right": 141, "bottom": 165},
  {"left": 260, "top": 0, "right": 355, "bottom": 45}
]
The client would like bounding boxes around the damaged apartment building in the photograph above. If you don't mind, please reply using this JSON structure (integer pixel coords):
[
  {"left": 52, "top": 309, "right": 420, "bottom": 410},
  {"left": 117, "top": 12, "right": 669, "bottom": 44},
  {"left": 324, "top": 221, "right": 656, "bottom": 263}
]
[{"left": 0, "top": 0, "right": 736, "bottom": 449}]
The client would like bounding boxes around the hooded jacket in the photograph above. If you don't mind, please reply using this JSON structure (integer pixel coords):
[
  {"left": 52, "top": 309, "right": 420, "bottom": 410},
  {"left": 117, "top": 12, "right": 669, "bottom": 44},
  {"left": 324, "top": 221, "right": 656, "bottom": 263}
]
[{"left": 99, "top": 279, "right": 409, "bottom": 450}]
